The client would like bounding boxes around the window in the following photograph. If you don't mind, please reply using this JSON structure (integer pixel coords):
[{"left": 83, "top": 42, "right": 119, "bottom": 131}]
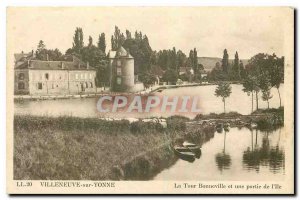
[
  {"left": 117, "top": 67, "right": 122, "bottom": 75},
  {"left": 117, "top": 60, "right": 121, "bottom": 67},
  {"left": 85, "top": 82, "right": 88, "bottom": 88},
  {"left": 89, "top": 73, "right": 92, "bottom": 79},
  {"left": 90, "top": 82, "right": 93, "bottom": 88},
  {"left": 116, "top": 77, "right": 121, "bottom": 85},
  {"left": 85, "top": 73, "right": 88, "bottom": 79},
  {"left": 75, "top": 74, "right": 79, "bottom": 80},
  {"left": 18, "top": 73, "right": 25, "bottom": 80},
  {"left": 38, "top": 82, "right": 42, "bottom": 90},
  {"left": 81, "top": 74, "right": 84, "bottom": 79},
  {"left": 18, "top": 82, "right": 25, "bottom": 90},
  {"left": 45, "top": 73, "right": 49, "bottom": 80}
]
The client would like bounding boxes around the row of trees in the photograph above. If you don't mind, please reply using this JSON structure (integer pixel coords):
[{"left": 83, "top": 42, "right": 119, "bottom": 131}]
[
  {"left": 214, "top": 53, "right": 284, "bottom": 113},
  {"left": 33, "top": 26, "right": 209, "bottom": 87},
  {"left": 209, "top": 49, "right": 246, "bottom": 81},
  {"left": 32, "top": 27, "right": 284, "bottom": 96},
  {"left": 242, "top": 53, "right": 284, "bottom": 111}
]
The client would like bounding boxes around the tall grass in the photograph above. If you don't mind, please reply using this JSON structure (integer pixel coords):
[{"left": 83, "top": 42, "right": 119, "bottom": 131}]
[{"left": 14, "top": 115, "right": 172, "bottom": 180}]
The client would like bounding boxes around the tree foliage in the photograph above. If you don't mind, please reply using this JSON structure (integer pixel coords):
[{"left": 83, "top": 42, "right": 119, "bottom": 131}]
[
  {"left": 98, "top": 33, "right": 106, "bottom": 54},
  {"left": 222, "top": 49, "right": 229, "bottom": 73},
  {"left": 35, "top": 40, "right": 63, "bottom": 61},
  {"left": 215, "top": 82, "right": 232, "bottom": 113},
  {"left": 72, "top": 27, "right": 84, "bottom": 54}
]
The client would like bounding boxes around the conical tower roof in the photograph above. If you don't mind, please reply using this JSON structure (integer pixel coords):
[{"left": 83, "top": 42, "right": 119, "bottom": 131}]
[{"left": 116, "top": 46, "right": 133, "bottom": 58}]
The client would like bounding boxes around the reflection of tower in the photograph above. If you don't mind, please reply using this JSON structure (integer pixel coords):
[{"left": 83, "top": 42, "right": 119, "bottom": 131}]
[{"left": 108, "top": 46, "right": 135, "bottom": 92}]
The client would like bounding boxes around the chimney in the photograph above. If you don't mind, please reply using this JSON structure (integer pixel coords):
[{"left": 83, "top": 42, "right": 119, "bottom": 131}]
[
  {"left": 61, "top": 62, "right": 65, "bottom": 69},
  {"left": 87, "top": 62, "right": 89, "bottom": 69},
  {"left": 27, "top": 60, "right": 31, "bottom": 68}
]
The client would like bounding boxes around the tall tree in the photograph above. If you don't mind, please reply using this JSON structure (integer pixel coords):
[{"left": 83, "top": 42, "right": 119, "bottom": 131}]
[
  {"left": 37, "top": 40, "right": 45, "bottom": 52},
  {"left": 232, "top": 51, "right": 240, "bottom": 80},
  {"left": 35, "top": 41, "right": 62, "bottom": 61},
  {"left": 245, "top": 53, "right": 269, "bottom": 110},
  {"left": 98, "top": 33, "right": 106, "bottom": 53},
  {"left": 215, "top": 82, "right": 232, "bottom": 113},
  {"left": 268, "top": 54, "right": 284, "bottom": 107},
  {"left": 193, "top": 48, "right": 198, "bottom": 72},
  {"left": 73, "top": 27, "right": 84, "bottom": 53},
  {"left": 242, "top": 75, "right": 258, "bottom": 113},
  {"left": 111, "top": 26, "right": 125, "bottom": 50},
  {"left": 222, "top": 49, "right": 229, "bottom": 73},
  {"left": 88, "top": 36, "right": 93, "bottom": 47},
  {"left": 126, "top": 30, "right": 132, "bottom": 39},
  {"left": 239, "top": 61, "right": 246, "bottom": 79},
  {"left": 35, "top": 40, "right": 46, "bottom": 60}
]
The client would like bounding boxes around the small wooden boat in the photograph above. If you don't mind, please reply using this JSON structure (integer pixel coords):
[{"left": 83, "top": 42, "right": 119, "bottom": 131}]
[
  {"left": 173, "top": 146, "right": 195, "bottom": 162},
  {"left": 183, "top": 142, "right": 201, "bottom": 158}
]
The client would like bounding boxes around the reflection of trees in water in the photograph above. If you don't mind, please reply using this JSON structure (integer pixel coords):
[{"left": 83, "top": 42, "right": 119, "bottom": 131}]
[
  {"left": 215, "top": 131, "right": 231, "bottom": 172},
  {"left": 242, "top": 128, "right": 284, "bottom": 174}
]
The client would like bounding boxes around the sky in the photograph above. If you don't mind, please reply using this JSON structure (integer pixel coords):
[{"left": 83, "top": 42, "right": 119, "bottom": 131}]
[{"left": 7, "top": 7, "right": 292, "bottom": 59}]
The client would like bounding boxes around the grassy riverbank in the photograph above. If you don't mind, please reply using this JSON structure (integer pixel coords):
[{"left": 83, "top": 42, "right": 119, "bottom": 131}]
[
  {"left": 14, "top": 115, "right": 212, "bottom": 180},
  {"left": 14, "top": 108, "right": 282, "bottom": 180}
]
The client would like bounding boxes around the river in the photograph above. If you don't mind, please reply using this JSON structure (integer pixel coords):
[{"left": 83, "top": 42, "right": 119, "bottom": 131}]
[
  {"left": 14, "top": 84, "right": 284, "bottom": 118},
  {"left": 14, "top": 84, "right": 285, "bottom": 181},
  {"left": 154, "top": 127, "right": 285, "bottom": 181}
]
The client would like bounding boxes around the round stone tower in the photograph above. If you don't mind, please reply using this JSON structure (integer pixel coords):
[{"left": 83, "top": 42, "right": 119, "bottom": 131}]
[{"left": 109, "top": 46, "right": 135, "bottom": 92}]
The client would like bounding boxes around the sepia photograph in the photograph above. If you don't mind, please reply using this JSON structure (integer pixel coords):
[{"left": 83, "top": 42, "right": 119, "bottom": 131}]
[{"left": 6, "top": 6, "right": 294, "bottom": 194}]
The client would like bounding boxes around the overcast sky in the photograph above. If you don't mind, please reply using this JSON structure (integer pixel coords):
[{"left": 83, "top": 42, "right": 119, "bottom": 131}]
[{"left": 7, "top": 7, "right": 292, "bottom": 59}]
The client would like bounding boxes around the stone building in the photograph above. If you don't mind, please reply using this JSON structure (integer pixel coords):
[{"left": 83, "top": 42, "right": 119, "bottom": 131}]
[
  {"left": 14, "top": 55, "right": 96, "bottom": 95},
  {"left": 108, "top": 46, "right": 136, "bottom": 92}
]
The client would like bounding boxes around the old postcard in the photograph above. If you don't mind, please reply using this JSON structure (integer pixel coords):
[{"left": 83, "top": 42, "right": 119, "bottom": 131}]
[{"left": 6, "top": 7, "right": 294, "bottom": 194}]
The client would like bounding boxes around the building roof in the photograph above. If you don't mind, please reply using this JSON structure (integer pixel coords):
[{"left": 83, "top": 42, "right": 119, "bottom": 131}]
[
  {"left": 14, "top": 52, "right": 34, "bottom": 62},
  {"left": 15, "top": 57, "right": 95, "bottom": 71},
  {"left": 108, "top": 46, "right": 133, "bottom": 59}
]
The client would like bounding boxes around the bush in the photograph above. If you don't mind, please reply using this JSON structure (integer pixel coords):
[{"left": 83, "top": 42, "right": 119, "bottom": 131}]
[{"left": 166, "top": 115, "right": 189, "bottom": 131}]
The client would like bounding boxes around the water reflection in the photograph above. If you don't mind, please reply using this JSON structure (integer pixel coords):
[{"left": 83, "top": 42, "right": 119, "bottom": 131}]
[
  {"left": 242, "top": 129, "right": 285, "bottom": 174},
  {"left": 215, "top": 130, "right": 232, "bottom": 172},
  {"left": 154, "top": 127, "right": 285, "bottom": 181}
]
